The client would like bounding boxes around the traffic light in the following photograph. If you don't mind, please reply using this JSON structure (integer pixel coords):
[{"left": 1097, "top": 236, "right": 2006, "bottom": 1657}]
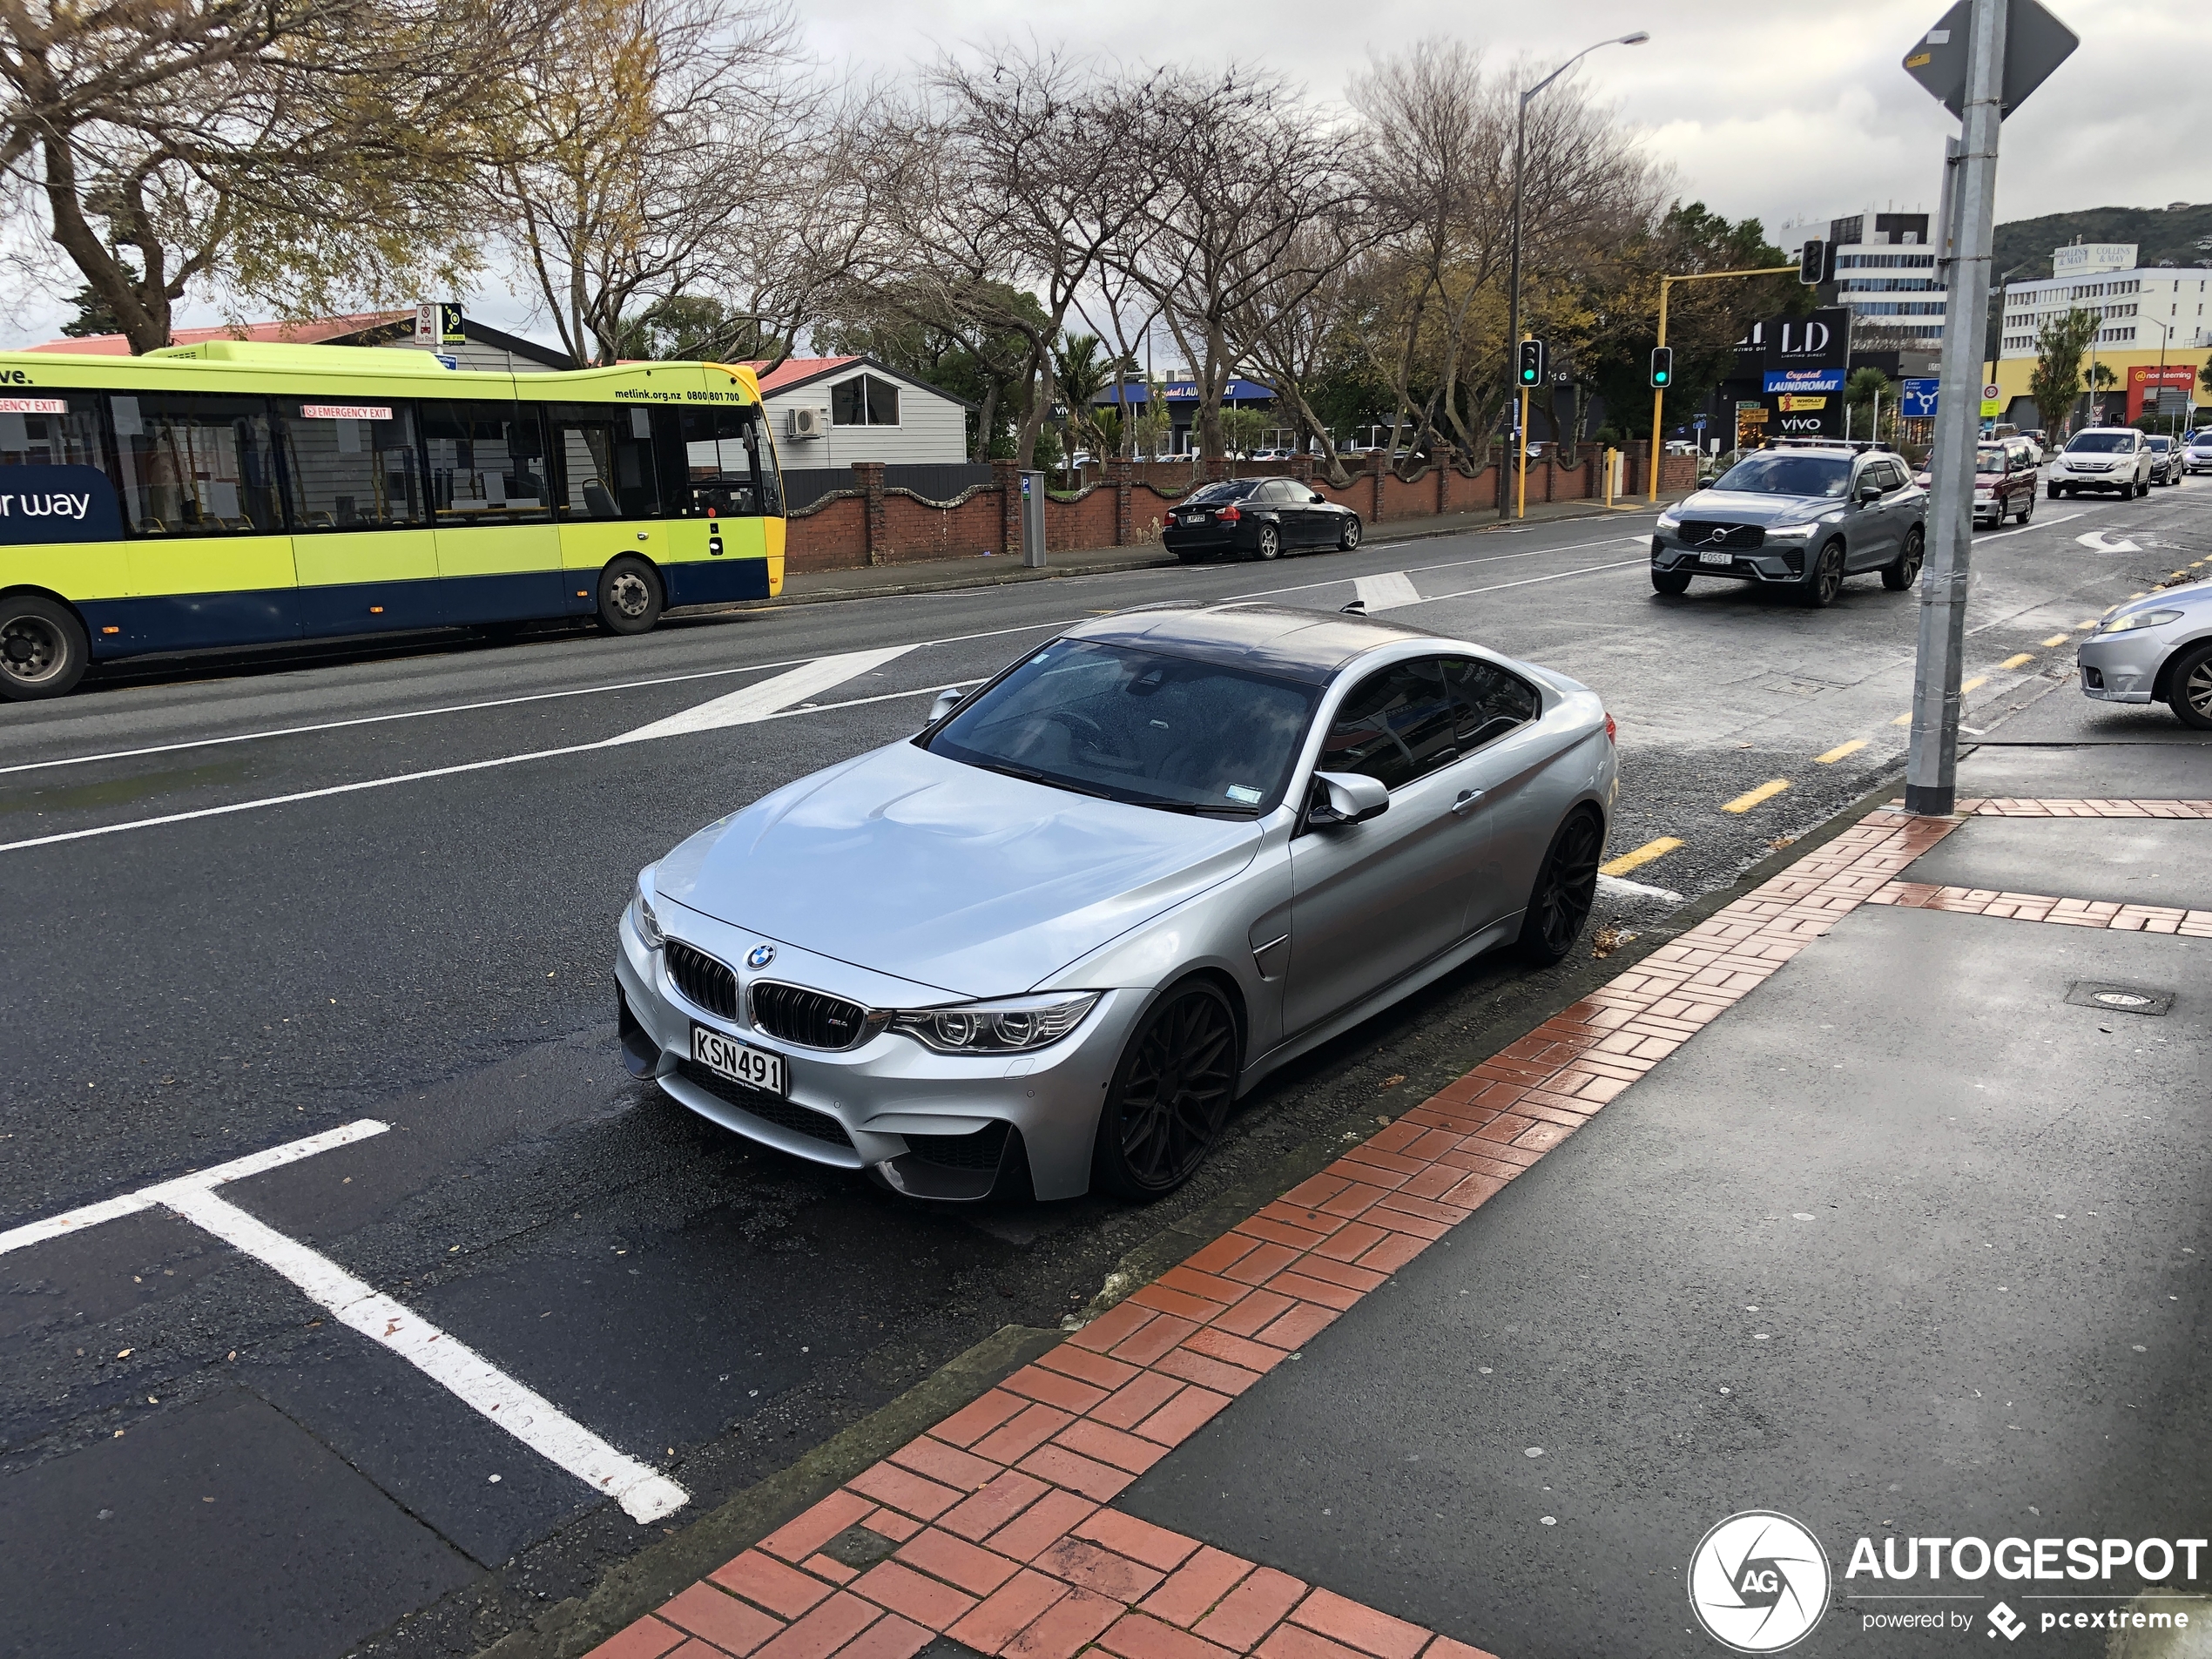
[
  {"left": 1517, "top": 339, "right": 1548, "bottom": 388},
  {"left": 1649, "top": 347, "right": 1673, "bottom": 388},
  {"left": 1797, "top": 239, "right": 1826, "bottom": 286}
]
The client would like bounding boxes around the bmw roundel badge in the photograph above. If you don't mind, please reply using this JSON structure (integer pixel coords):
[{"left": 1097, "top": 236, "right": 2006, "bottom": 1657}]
[{"left": 746, "top": 944, "right": 775, "bottom": 969}]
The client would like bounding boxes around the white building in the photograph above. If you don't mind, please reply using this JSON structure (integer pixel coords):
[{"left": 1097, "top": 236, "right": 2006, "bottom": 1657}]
[
  {"left": 1997, "top": 243, "right": 2212, "bottom": 359},
  {"left": 1825, "top": 210, "right": 1946, "bottom": 344},
  {"left": 750, "top": 356, "right": 973, "bottom": 467}
]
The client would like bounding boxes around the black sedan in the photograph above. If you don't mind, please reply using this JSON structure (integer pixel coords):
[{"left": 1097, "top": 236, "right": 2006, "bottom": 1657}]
[{"left": 1162, "top": 477, "right": 1364, "bottom": 563}]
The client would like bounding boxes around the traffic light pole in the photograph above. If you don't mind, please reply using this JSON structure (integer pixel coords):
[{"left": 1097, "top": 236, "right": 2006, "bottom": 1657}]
[
  {"left": 1905, "top": 0, "right": 2007, "bottom": 817},
  {"left": 1647, "top": 265, "right": 1798, "bottom": 501}
]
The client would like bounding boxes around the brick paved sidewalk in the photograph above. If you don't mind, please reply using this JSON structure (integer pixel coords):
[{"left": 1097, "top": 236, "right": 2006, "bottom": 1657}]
[{"left": 575, "top": 803, "right": 1988, "bottom": 1659}]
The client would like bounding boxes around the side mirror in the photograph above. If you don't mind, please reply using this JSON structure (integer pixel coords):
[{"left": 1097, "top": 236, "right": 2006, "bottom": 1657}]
[
  {"left": 1308, "top": 491, "right": 1326, "bottom": 503},
  {"left": 1307, "top": 770, "right": 1389, "bottom": 827},
  {"left": 925, "top": 687, "right": 966, "bottom": 727},
  {"left": 1858, "top": 480, "right": 1883, "bottom": 502}
]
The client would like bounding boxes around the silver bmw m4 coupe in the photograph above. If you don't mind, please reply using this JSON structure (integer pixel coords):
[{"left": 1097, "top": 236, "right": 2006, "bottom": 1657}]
[{"left": 615, "top": 603, "right": 1618, "bottom": 1203}]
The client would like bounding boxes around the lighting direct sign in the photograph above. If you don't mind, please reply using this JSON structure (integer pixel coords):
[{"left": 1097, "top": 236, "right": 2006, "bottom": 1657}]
[{"left": 1764, "top": 368, "right": 1845, "bottom": 395}]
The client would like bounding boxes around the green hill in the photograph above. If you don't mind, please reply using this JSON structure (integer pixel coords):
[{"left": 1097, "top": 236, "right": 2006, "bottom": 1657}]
[{"left": 1993, "top": 201, "right": 2212, "bottom": 281}]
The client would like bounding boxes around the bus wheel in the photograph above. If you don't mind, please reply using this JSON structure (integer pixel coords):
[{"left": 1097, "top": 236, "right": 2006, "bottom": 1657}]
[
  {"left": 596, "top": 557, "right": 664, "bottom": 636},
  {"left": 0, "top": 595, "right": 89, "bottom": 701}
]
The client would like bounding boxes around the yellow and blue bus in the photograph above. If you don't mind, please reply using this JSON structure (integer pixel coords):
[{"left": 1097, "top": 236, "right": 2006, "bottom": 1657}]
[{"left": 0, "top": 341, "right": 785, "bottom": 699}]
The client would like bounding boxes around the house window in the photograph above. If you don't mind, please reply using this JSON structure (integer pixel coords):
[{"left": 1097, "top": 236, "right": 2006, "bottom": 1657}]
[{"left": 830, "top": 374, "right": 900, "bottom": 427}]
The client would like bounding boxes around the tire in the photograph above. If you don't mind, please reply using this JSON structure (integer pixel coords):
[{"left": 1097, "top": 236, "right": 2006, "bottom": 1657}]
[
  {"left": 1651, "top": 568, "right": 1692, "bottom": 595},
  {"left": 2167, "top": 642, "right": 2212, "bottom": 732},
  {"left": 2016, "top": 491, "right": 2034, "bottom": 524},
  {"left": 595, "top": 556, "right": 663, "bottom": 636},
  {"left": 2136, "top": 477, "right": 2150, "bottom": 498},
  {"left": 1514, "top": 809, "right": 1604, "bottom": 966},
  {"left": 1800, "top": 537, "right": 1846, "bottom": 607},
  {"left": 1090, "top": 978, "right": 1240, "bottom": 1200},
  {"left": 1881, "top": 527, "right": 1924, "bottom": 591},
  {"left": 1339, "top": 516, "right": 1362, "bottom": 551},
  {"left": 2047, "top": 483, "right": 2060, "bottom": 499},
  {"left": 0, "top": 593, "right": 90, "bottom": 701},
  {"left": 1248, "top": 525, "right": 1281, "bottom": 562}
]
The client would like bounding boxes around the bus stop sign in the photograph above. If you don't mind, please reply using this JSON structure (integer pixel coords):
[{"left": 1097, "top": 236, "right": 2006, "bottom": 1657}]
[{"left": 1902, "top": 0, "right": 2077, "bottom": 118}]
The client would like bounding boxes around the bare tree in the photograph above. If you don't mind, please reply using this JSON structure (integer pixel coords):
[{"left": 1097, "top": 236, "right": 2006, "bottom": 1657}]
[
  {"left": 479, "top": 0, "right": 802, "bottom": 367},
  {"left": 2, "top": 0, "right": 548, "bottom": 351}
]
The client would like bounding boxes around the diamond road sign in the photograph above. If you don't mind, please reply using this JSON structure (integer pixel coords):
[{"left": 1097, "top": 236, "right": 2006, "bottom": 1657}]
[{"left": 1903, "top": 0, "right": 2079, "bottom": 118}]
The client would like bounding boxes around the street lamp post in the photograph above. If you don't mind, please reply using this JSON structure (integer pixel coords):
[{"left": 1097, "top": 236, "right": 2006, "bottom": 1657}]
[{"left": 1501, "top": 28, "right": 1649, "bottom": 521}]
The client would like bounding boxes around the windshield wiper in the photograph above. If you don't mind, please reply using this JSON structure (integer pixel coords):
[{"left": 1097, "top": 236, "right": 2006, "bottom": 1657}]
[
  {"left": 1138, "top": 800, "right": 1261, "bottom": 817},
  {"left": 967, "top": 759, "right": 1116, "bottom": 801}
]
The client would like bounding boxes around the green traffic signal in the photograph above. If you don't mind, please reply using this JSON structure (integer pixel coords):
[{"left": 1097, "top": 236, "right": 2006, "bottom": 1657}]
[{"left": 1649, "top": 346, "right": 1673, "bottom": 388}]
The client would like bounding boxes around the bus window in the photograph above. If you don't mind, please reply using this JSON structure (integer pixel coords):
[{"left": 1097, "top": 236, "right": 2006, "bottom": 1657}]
[
  {"left": 0, "top": 392, "right": 108, "bottom": 470},
  {"left": 550, "top": 404, "right": 658, "bottom": 519},
  {"left": 677, "top": 405, "right": 778, "bottom": 516},
  {"left": 279, "top": 401, "right": 428, "bottom": 530},
  {"left": 420, "top": 401, "right": 552, "bottom": 524},
  {"left": 109, "top": 393, "right": 283, "bottom": 536}
]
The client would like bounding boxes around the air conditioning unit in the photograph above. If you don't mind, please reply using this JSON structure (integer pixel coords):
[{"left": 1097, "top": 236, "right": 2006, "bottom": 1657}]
[{"left": 786, "top": 406, "right": 828, "bottom": 440}]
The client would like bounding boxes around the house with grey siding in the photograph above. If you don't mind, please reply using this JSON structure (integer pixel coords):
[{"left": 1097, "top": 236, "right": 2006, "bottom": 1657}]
[{"left": 750, "top": 356, "right": 974, "bottom": 469}]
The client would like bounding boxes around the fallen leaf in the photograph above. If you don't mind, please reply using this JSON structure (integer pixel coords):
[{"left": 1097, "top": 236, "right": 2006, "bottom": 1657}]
[
  {"left": 116, "top": 1349, "right": 132, "bottom": 1359},
  {"left": 1380, "top": 1075, "right": 1406, "bottom": 1089}
]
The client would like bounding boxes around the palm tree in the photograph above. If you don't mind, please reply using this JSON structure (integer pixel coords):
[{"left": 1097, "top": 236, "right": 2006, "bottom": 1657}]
[{"left": 1052, "top": 333, "right": 1111, "bottom": 476}]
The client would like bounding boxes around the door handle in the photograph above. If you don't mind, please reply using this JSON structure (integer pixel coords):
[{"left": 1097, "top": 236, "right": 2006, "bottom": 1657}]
[{"left": 1453, "top": 789, "right": 1485, "bottom": 815}]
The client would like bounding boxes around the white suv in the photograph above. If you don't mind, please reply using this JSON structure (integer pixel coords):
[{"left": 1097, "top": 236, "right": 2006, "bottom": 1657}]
[
  {"left": 2187, "top": 428, "right": 2212, "bottom": 475},
  {"left": 2048, "top": 428, "right": 2153, "bottom": 499}
]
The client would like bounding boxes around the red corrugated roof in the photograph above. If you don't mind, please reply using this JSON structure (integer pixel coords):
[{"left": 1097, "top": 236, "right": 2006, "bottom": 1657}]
[
  {"left": 745, "top": 355, "right": 859, "bottom": 395},
  {"left": 26, "top": 310, "right": 411, "bottom": 355}
]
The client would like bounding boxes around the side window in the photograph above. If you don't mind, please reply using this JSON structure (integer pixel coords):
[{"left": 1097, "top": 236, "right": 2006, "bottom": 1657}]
[
  {"left": 1441, "top": 658, "right": 1540, "bottom": 750},
  {"left": 277, "top": 401, "right": 427, "bottom": 530},
  {"left": 110, "top": 393, "right": 283, "bottom": 536},
  {"left": 550, "top": 404, "right": 658, "bottom": 521},
  {"left": 830, "top": 374, "right": 900, "bottom": 427},
  {"left": 0, "top": 393, "right": 108, "bottom": 469},
  {"left": 420, "top": 401, "right": 550, "bottom": 525},
  {"left": 676, "top": 405, "right": 779, "bottom": 517},
  {"left": 0, "top": 391, "right": 125, "bottom": 544},
  {"left": 1318, "top": 659, "right": 1460, "bottom": 792}
]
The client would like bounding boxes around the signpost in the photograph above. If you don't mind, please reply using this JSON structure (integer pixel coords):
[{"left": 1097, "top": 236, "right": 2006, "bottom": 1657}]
[
  {"left": 1901, "top": 378, "right": 1940, "bottom": 418},
  {"left": 1901, "top": 0, "right": 2076, "bottom": 817}
]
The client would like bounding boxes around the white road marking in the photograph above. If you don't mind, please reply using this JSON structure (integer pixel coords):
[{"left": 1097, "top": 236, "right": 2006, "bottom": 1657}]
[
  {"left": 612, "top": 646, "right": 914, "bottom": 743},
  {"left": 2075, "top": 529, "right": 2140, "bottom": 553},
  {"left": 2, "top": 1116, "right": 687, "bottom": 1524},
  {"left": 1353, "top": 572, "right": 1424, "bottom": 611},
  {"left": 1597, "top": 873, "right": 1684, "bottom": 903},
  {"left": 0, "top": 1117, "right": 391, "bottom": 1256},
  {"left": 1420, "top": 557, "right": 1649, "bottom": 604}
]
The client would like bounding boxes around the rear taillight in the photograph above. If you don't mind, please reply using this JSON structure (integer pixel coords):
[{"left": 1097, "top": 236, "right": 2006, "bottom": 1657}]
[
  {"left": 1604, "top": 713, "right": 1617, "bottom": 744},
  {"left": 1217, "top": 505, "right": 1240, "bottom": 523}
]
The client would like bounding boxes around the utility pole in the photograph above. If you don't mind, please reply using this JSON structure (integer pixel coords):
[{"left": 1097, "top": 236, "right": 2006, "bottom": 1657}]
[
  {"left": 1904, "top": 0, "right": 2006, "bottom": 816},
  {"left": 1645, "top": 266, "right": 1797, "bottom": 501}
]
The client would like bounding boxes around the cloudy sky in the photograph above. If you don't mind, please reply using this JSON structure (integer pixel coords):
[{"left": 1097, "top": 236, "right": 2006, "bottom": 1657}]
[{"left": 4, "top": 0, "right": 2202, "bottom": 349}]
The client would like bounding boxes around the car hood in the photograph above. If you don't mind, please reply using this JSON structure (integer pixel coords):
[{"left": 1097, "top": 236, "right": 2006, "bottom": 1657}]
[
  {"left": 652, "top": 741, "right": 1262, "bottom": 998},
  {"left": 1670, "top": 489, "right": 1846, "bottom": 526},
  {"left": 2101, "top": 579, "right": 2212, "bottom": 626}
]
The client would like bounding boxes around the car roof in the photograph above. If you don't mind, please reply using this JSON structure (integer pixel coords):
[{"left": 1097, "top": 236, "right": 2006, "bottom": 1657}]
[{"left": 1062, "top": 602, "right": 1441, "bottom": 685}]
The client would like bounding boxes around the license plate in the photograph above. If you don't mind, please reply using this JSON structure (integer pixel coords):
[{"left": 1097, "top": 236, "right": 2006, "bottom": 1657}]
[
  {"left": 1179, "top": 514, "right": 1204, "bottom": 525},
  {"left": 691, "top": 1024, "right": 786, "bottom": 1097},
  {"left": 1698, "top": 550, "right": 1734, "bottom": 565}
]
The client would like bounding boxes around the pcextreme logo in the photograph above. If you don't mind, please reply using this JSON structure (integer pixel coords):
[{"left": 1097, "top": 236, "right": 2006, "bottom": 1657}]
[{"left": 1688, "top": 1511, "right": 1832, "bottom": 1652}]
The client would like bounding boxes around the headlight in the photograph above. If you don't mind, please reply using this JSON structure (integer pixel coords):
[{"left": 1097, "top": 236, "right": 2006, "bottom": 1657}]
[
  {"left": 629, "top": 875, "right": 664, "bottom": 949},
  {"left": 1767, "top": 520, "right": 1824, "bottom": 537},
  {"left": 1656, "top": 511, "right": 1682, "bottom": 530},
  {"left": 1974, "top": 489, "right": 1995, "bottom": 502},
  {"left": 2099, "top": 609, "right": 2182, "bottom": 636},
  {"left": 890, "top": 993, "right": 1100, "bottom": 1054}
]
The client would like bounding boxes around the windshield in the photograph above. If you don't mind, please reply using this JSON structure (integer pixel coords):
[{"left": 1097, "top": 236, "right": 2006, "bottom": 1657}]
[
  {"left": 1183, "top": 481, "right": 1258, "bottom": 505},
  {"left": 1711, "top": 453, "right": 1851, "bottom": 498},
  {"left": 2192, "top": 431, "right": 2212, "bottom": 447},
  {"left": 2067, "top": 432, "right": 2133, "bottom": 453},
  {"left": 925, "top": 638, "right": 1319, "bottom": 815},
  {"left": 2147, "top": 437, "right": 2173, "bottom": 451},
  {"left": 1976, "top": 447, "right": 2006, "bottom": 473}
]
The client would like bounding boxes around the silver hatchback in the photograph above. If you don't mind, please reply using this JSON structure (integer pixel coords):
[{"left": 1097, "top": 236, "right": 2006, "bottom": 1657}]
[
  {"left": 2077, "top": 578, "right": 2212, "bottom": 729},
  {"left": 615, "top": 604, "right": 1618, "bottom": 1202}
]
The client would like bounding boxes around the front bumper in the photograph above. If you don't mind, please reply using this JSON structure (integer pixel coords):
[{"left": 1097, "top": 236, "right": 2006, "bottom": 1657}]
[
  {"left": 614, "top": 903, "right": 1145, "bottom": 1201},
  {"left": 2050, "top": 467, "right": 2129, "bottom": 491},
  {"left": 1649, "top": 532, "right": 1809, "bottom": 584},
  {"left": 2075, "top": 631, "right": 2175, "bottom": 704}
]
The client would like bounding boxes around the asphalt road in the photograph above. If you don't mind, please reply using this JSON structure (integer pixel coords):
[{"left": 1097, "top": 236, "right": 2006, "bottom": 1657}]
[{"left": 3, "top": 480, "right": 2208, "bottom": 1659}]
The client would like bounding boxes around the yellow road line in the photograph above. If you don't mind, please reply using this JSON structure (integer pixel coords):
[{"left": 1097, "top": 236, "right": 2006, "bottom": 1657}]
[
  {"left": 1961, "top": 676, "right": 1988, "bottom": 693},
  {"left": 2077, "top": 618, "right": 2102, "bottom": 628},
  {"left": 1892, "top": 711, "right": 1914, "bottom": 726},
  {"left": 1814, "top": 738, "right": 1868, "bottom": 765},
  {"left": 2040, "top": 634, "right": 2070, "bottom": 647},
  {"left": 1601, "top": 836, "right": 1683, "bottom": 877},
  {"left": 1722, "top": 779, "right": 1791, "bottom": 813},
  {"left": 2000, "top": 653, "right": 2033, "bottom": 670}
]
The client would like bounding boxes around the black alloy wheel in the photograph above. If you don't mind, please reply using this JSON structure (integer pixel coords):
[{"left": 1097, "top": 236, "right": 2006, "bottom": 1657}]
[
  {"left": 0, "top": 594, "right": 89, "bottom": 701},
  {"left": 1882, "top": 527, "right": 1925, "bottom": 591},
  {"left": 2168, "top": 643, "right": 2212, "bottom": 732},
  {"left": 1093, "top": 980, "right": 1239, "bottom": 1200},
  {"left": 1802, "top": 537, "right": 1847, "bottom": 608},
  {"left": 1651, "top": 568, "right": 1692, "bottom": 596},
  {"left": 1515, "top": 810, "right": 1604, "bottom": 966},
  {"left": 1249, "top": 525, "right": 1281, "bottom": 562},
  {"left": 596, "top": 556, "right": 664, "bottom": 636},
  {"left": 1339, "top": 516, "right": 1362, "bottom": 550}
]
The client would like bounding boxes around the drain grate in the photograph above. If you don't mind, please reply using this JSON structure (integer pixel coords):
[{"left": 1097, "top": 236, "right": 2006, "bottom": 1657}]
[{"left": 2064, "top": 981, "right": 2174, "bottom": 1017}]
